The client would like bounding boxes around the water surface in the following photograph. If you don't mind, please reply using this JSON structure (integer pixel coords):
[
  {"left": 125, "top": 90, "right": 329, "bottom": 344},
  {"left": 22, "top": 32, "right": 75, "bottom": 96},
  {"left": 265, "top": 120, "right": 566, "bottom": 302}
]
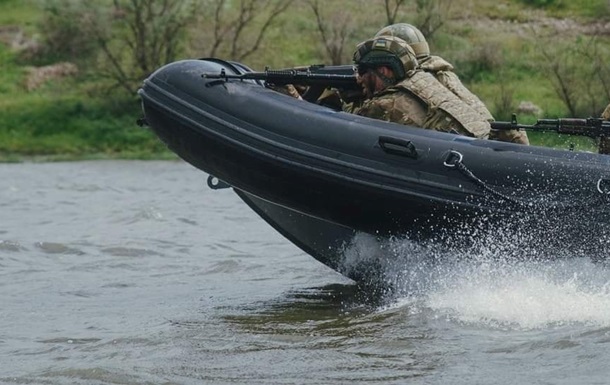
[{"left": 2, "top": 160, "right": 610, "bottom": 384}]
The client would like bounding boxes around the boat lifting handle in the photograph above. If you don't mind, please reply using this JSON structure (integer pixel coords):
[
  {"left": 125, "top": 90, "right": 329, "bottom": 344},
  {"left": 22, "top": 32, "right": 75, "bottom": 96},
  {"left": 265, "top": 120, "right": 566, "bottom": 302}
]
[{"left": 378, "top": 136, "right": 418, "bottom": 159}]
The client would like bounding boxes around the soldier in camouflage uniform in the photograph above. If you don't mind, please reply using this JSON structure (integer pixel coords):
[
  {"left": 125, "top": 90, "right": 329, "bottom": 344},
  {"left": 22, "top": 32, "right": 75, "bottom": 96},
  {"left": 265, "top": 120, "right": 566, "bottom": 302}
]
[
  {"left": 375, "top": 23, "right": 529, "bottom": 145},
  {"left": 349, "top": 35, "right": 491, "bottom": 139},
  {"left": 600, "top": 103, "right": 610, "bottom": 154}
]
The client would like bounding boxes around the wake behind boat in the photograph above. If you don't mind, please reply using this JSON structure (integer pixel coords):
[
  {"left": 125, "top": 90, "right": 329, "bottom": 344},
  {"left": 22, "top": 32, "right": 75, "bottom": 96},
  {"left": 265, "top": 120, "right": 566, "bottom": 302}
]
[{"left": 138, "top": 58, "right": 610, "bottom": 280}]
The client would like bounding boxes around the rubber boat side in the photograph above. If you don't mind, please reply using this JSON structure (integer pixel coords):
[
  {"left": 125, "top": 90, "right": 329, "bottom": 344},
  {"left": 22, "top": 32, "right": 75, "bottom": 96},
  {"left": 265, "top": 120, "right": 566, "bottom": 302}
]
[{"left": 139, "top": 59, "right": 610, "bottom": 260}]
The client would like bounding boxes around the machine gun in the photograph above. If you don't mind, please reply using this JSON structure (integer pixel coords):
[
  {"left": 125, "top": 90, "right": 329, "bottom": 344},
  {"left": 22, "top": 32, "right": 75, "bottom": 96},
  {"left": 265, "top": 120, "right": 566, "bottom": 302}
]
[
  {"left": 491, "top": 114, "right": 610, "bottom": 138},
  {"left": 202, "top": 64, "right": 360, "bottom": 103}
]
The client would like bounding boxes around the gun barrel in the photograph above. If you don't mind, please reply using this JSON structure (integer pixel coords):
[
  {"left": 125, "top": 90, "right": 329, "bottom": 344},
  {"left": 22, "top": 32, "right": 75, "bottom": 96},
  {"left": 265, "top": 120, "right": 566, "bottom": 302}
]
[
  {"left": 202, "top": 68, "right": 359, "bottom": 90},
  {"left": 537, "top": 118, "right": 588, "bottom": 126}
]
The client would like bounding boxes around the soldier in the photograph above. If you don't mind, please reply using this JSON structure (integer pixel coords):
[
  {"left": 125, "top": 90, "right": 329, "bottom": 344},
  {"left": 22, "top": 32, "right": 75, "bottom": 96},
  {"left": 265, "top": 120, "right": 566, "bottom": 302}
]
[
  {"left": 350, "top": 35, "right": 490, "bottom": 139},
  {"left": 600, "top": 103, "right": 610, "bottom": 154},
  {"left": 375, "top": 23, "right": 529, "bottom": 145}
]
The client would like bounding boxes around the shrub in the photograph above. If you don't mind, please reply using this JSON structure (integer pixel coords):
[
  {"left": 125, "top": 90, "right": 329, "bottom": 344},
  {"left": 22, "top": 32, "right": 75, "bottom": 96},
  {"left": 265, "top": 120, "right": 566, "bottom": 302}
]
[
  {"left": 454, "top": 41, "right": 504, "bottom": 83},
  {"left": 519, "top": 0, "right": 563, "bottom": 8},
  {"left": 25, "top": 0, "right": 102, "bottom": 65}
]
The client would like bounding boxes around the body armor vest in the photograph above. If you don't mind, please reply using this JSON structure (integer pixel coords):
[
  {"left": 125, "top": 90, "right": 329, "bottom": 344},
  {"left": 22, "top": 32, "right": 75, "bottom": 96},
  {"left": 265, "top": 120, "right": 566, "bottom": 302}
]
[
  {"left": 420, "top": 56, "right": 495, "bottom": 122},
  {"left": 391, "top": 70, "right": 491, "bottom": 138}
]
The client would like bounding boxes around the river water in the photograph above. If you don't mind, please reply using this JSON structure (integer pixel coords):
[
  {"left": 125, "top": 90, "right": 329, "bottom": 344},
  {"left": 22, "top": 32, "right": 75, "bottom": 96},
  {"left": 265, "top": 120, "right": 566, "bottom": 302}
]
[{"left": 2, "top": 160, "right": 610, "bottom": 384}]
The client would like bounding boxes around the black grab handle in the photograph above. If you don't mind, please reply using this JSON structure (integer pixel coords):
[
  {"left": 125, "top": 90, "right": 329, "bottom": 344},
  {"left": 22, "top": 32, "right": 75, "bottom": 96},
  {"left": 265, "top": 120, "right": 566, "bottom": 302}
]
[{"left": 378, "top": 136, "right": 418, "bottom": 159}]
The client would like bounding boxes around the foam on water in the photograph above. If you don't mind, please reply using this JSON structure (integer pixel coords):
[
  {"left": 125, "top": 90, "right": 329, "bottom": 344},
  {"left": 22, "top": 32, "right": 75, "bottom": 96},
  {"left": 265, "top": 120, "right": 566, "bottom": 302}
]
[
  {"left": 341, "top": 234, "right": 610, "bottom": 330},
  {"left": 425, "top": 258, "right": 610, "bottom": 330}
]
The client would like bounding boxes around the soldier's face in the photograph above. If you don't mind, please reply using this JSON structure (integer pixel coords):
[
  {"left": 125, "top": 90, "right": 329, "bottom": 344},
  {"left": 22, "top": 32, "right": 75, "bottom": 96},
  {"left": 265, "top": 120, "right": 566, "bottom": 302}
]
[{"left": 357, "top": 69, "right": 381, "bottom": 98}]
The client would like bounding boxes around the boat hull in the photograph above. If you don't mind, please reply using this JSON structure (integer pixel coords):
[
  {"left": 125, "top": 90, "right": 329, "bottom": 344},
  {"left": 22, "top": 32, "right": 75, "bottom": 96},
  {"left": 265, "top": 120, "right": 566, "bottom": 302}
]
[{"left": 139, "top": 59, "right": 610, "bottom": 266}]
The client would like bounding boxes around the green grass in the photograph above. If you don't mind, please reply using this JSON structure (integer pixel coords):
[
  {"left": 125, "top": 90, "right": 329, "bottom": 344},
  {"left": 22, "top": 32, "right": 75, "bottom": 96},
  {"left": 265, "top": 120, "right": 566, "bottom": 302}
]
[
  {"left": 1, "top": 0, "right": 609, "bottom": 160},
  {"left": 476, "top": 0, "right": 610, "bottom": 19},
  {"left": 0, "top": 96, "right": 170, "bottom": 156},
  {"left": 0, "top": 42, "right": 171, "bottom": 160},
  {"left": 0, "top": 0, "right": 40, "bottom": 32},
  {"left": 529, "top": 0, "right": 610, "bottom": 18}
]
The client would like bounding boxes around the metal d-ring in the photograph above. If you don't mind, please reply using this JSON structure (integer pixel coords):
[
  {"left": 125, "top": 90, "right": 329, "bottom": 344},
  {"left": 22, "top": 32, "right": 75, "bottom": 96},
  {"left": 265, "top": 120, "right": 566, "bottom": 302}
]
[
  {"left": 443, "top": 150, "right": 463, "bottom": 168},
  {"left": 596, "top": 178, "right": 610, "bottom": 194},
  {"left": 441, "top": 149, "right": 525, "bottom": 207}
]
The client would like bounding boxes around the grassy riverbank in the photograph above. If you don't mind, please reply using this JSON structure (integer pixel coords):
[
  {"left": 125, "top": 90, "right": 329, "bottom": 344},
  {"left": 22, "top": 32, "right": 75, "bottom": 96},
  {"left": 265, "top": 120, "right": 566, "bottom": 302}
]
[
  {"left": 1, "top": 0, "right": 608, "bottom": 160},
  {"left": 0, "top": 54, "right": 170, "bottom": 162},
  {"left": 0, "top": 0, "right": 172, "bottom": 161}
]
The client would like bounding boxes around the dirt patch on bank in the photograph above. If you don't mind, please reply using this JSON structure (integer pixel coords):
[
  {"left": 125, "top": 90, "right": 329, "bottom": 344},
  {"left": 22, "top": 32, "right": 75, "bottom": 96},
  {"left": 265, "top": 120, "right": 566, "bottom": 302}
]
[
  {"left": 25, "top": 62, "right": 79, "bottom": 91},
  {"left": 0, "top": 25, "right": 38, "bottom": 51},
  {"left": 456, "top": 15, "right": 610, "bottom": 38}
]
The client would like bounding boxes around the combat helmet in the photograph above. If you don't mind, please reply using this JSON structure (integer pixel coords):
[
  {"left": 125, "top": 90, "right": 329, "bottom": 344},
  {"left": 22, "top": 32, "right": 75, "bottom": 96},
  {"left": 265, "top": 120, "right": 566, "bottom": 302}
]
[
  {"left": 374, "top": 23, "right": 430, "bottom": 59},
  {"left": 353, "top": 35, "right": 418, "bottom": 81}
]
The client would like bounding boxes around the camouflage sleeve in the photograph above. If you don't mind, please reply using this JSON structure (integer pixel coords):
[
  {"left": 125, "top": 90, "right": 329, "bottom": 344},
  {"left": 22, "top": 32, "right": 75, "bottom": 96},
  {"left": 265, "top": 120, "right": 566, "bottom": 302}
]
[
  {"left": 342, "top": 99, "right": 363, "bottom": 114},
  {"left": 352, "top": 92, "right": 429, "bottom": 129},
  {"left": 602, "top": 103, "right": 610, "bottom": 120},
  {"left": 353, "top": 96, "right": 396, "bottom": 122},
  {"left": 420, "top": 55, "right": 454, "bottom": 72},
  {"left": 342, "top": 102, "right": 355, "bottom": 114},
  {"left": 489, "top": 128, "right": 530, "bottom": 145}
]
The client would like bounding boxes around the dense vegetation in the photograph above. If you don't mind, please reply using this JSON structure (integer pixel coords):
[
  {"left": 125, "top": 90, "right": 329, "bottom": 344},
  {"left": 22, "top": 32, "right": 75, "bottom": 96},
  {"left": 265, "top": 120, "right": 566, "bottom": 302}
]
[{"left": 1, "top": 0, "right": 610, "bottom": 161}]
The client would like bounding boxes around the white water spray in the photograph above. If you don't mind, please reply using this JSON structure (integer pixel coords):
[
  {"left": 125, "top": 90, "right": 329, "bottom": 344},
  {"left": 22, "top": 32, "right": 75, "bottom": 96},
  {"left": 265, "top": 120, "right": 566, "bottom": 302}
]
[{"left": 340, "top": 234, "right": 610, "bottom": 330}]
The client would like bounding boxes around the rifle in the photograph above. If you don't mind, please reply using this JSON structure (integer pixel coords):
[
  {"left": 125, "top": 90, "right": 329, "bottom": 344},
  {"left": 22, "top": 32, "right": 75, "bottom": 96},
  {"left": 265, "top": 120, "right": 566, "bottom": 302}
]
[
  {"left": 491, "top": 114, "right": 610, "bottom": 138},
  {"left": 202, "top": 64, "right": 360, "bottom": 102}
]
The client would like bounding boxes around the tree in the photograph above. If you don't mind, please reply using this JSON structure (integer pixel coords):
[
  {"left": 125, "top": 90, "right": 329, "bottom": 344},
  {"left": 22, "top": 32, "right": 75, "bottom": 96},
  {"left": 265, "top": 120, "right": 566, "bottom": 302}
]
[
  {"left": 413, "top": 0, "right": 451, "bottom": 39},
  {"left": 33, "top": 0, "right": 100, "bottom": 65},
  {"left": 536, "top": 31, "right": 607, "bottom": 117},
  {"left": 383, "top": 0, "right": 407, "bottom": 25},
  {"left": 35, "top": 0, "right": 294, "bottom": 94},
  {"left": 90, "top": 0, "right": 199, "bottom": 95},
  {"left": 381, "top": 0, "right": 451, "bottom": 40},
  {"left": 582, "top": 35, "right": 610, "bottom": 114},
  {"left": 307, "top": 0, "right": 366, "bottom": 65},
  {"left": 33, "top": 0, "right": 198, "bottom": 95},
  {"left": 190, "top": 0, "right": 293, "bottom": 62}
]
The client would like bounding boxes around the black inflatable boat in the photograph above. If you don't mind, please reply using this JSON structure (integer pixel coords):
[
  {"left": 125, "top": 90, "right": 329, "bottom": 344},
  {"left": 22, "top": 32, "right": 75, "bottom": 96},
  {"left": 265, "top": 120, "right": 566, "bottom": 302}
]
[{"left": 139, "top": 58, "right": 610, "bottom": 278}]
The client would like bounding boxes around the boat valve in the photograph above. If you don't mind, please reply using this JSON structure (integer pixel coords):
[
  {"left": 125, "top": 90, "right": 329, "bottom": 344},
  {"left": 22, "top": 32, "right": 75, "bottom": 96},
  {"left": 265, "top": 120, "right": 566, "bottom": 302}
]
[{"left": 207, "top": 175, "right": 231, "bottom": 190}]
